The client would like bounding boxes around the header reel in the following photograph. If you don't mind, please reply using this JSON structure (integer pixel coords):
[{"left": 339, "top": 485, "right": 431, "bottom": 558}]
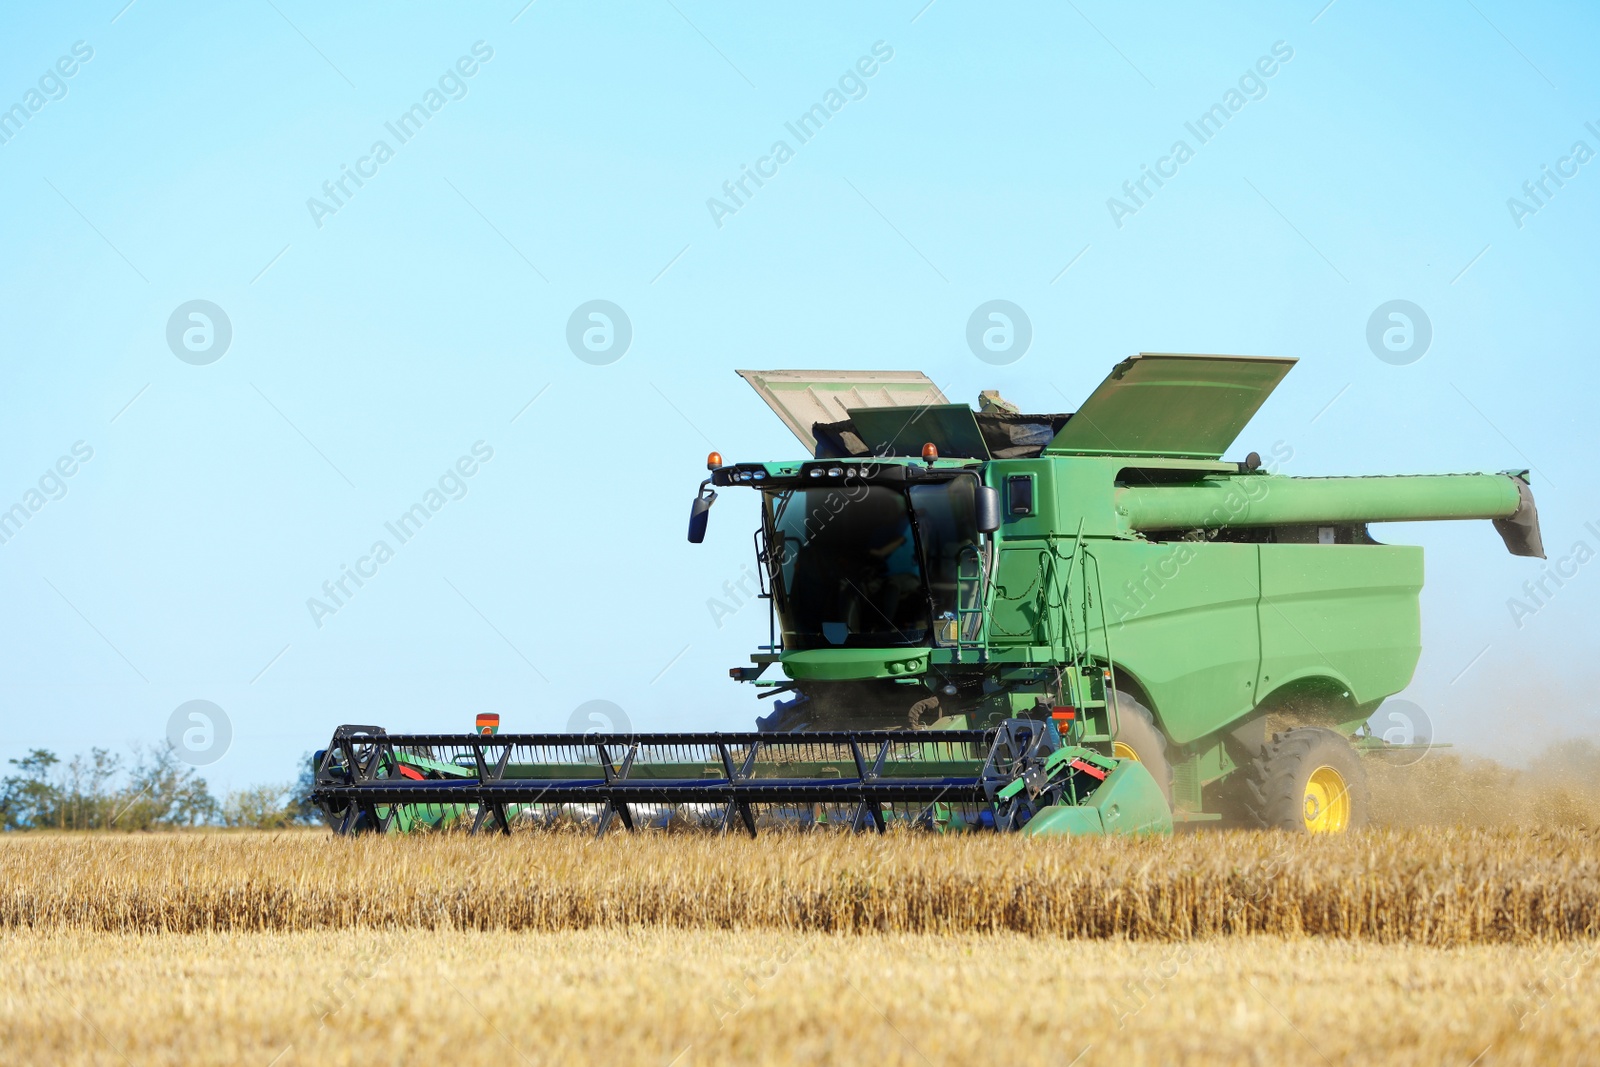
[{"left": 311, "top": 719, "right": 1172, "bottom": 838}]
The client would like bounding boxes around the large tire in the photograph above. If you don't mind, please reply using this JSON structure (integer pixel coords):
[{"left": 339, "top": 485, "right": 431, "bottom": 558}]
[
  {"left": 1108, "top": 691, "right": 1173, "bottom": 808},
  {"left": 1243, "top": 727, "right": 1369, "bottom": 833}
]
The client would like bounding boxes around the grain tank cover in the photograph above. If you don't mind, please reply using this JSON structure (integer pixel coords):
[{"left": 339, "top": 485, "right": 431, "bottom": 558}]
[
  {"left": 736, "top": 369, "right": 948, "bottom": 453},
  {"left": 1045, "top": 353, "right": 1296, "bottom": 459},
  {"left": 847, "top": 403, "right": 991, "bottom": 460}
]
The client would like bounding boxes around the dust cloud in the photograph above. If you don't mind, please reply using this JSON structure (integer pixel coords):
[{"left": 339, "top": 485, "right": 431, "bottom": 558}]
[{"left": 1368, "top": 738, "right": 1600, "bottom": 829}]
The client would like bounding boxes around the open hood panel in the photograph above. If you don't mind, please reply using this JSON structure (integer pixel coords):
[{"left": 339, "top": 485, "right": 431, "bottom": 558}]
[
  {"left": 736, "top": 370, "right": 947, "bottom": 453},
  {"left": 1045, "top": 353, "right": 1296, "bottom": 459}
]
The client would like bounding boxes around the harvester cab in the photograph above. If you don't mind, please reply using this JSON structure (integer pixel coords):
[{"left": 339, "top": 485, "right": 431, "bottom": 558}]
[{"left": 312, "top": 354, "right": 1543, "bottom": 839}]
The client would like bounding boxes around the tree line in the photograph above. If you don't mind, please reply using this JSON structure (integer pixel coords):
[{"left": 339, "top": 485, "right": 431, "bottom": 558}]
[{"left": 1, "top": 744, "right": 320, "bottom": 831}]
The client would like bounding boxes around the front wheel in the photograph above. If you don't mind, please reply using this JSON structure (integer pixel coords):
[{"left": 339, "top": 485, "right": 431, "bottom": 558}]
[
  {"left": 1107, "top": 691, "right": 1173, "bottom": 808},
  {"left": 1243, "top": 727, "right": 1369, "bottom": 833}
]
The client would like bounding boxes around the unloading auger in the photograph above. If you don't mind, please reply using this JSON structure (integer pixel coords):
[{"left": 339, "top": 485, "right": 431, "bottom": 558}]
[{"left": 312, "top": 355, "right": 1543, "bottom": 836}]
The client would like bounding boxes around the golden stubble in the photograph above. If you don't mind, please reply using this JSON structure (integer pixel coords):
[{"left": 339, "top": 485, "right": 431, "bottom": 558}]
[{"left": 3, "top": 928, "right": 1599, "bottom": 1067}]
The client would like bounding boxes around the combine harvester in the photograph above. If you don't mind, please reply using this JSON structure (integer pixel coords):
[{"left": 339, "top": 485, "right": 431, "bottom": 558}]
[{"left": 313, "top": 355, "right": 1543, "bottom": 837}]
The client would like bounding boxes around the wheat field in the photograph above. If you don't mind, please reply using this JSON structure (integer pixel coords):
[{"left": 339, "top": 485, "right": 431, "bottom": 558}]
[
  {"left": 5, "top": 753, "right": 1600, "bottom": 1066},
  {"left": 4, "top": 827, "right": 1598, "bottom": 942}
]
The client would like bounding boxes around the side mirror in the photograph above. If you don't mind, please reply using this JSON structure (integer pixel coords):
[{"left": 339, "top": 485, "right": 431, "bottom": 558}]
[
  {"left": 975, "top": 485, "right": 1000, "bottom": 533},
  {"left": 688, "top": 486, "right": 716, "bottom": 543}
]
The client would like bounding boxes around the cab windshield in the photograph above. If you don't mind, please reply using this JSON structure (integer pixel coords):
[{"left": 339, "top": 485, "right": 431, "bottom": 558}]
[{"left": 763, "top": 478, "right": 979, "bottom": 650}]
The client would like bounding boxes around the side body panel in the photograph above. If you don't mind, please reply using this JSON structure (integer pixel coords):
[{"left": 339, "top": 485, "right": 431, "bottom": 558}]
[
  {"left": 1088, "top": 540, "right": 1263, "bottom": 745},
  {"left": 1255, "top": 544, "right": 1423, "bottom": 705}
]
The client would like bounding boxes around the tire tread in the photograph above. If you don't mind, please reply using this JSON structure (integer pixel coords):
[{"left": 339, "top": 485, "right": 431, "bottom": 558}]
[{"left": 1241, "top": 726, "right": 1369, "bottom": 832}]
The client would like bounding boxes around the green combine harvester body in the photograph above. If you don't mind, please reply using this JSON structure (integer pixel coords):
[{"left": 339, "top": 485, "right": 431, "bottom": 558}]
[{"left": 312, "top": 355, "right": 1542, "bottom": 837}]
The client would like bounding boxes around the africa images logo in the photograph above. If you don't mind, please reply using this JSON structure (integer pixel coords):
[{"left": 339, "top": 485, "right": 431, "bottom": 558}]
[{"left": 166, "top": 300, "right": 233, "bottom": 365}]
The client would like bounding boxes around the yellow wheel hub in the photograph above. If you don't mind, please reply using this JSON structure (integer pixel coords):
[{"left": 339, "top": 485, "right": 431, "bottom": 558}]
[
  {"left": 1302, "top": 765, "right": 1351, "bottom": 833},
  {"left": 1112, "top": 741, "right": 1139, "bottom": 762}
]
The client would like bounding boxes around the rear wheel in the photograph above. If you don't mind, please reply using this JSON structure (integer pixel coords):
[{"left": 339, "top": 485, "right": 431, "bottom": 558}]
[
  {"left": 1107, "top": 691, "right": 1173, "bottom": 808},
  {"left": 1243, "top": 727, "right": 1369, "bottom": 833}
]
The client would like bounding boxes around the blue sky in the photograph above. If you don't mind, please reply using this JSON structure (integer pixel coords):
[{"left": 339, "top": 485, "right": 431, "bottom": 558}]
[{"left": 1, "top": 0, "right": 1595, "bottom": 793}]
